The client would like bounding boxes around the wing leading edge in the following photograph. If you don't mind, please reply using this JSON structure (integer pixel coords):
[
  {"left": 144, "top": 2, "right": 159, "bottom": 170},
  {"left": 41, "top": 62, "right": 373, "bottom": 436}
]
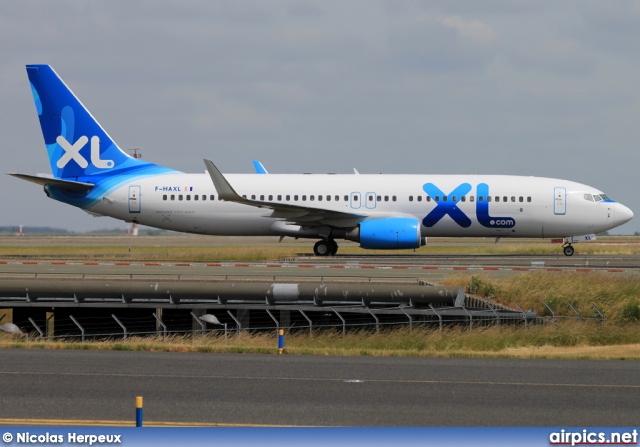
[{"left": 203, "top": 159, "right": 365, "bottom": 227}]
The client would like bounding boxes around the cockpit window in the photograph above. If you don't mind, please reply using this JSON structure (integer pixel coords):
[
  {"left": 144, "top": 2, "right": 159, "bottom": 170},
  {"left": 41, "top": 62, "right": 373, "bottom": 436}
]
[
  {"left": 593, "top": 195, "right": 603, "bottom": 202},
  {"left": 600, "top": 194, "right": 610, "bottom": 201},
  {"left": 584, "top": 194, "right": 593, "bottom": 202}
]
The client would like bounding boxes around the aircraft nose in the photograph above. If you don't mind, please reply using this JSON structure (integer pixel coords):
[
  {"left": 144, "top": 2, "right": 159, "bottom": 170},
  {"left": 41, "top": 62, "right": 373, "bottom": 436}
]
[{"left": 615, "top": 203, "right": 634, "bottom": 226}]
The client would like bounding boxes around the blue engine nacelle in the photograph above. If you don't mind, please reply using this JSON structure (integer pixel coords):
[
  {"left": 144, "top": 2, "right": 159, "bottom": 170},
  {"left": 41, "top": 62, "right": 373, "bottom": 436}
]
[{"left": 346, "top": 217, "right": 426, "bottom": 249}]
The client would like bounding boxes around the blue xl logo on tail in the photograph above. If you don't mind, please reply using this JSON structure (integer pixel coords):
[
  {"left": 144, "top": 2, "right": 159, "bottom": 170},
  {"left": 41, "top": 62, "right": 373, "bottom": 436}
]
[{"left": 422, "top": 182, "right": 516, "bottom": 229}]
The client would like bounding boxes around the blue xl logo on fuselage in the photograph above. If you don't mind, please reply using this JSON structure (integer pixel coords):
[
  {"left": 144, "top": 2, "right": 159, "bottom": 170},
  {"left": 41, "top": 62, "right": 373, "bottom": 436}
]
[{"left": 422, "top": 182, "right": 516, "bottom": 229}]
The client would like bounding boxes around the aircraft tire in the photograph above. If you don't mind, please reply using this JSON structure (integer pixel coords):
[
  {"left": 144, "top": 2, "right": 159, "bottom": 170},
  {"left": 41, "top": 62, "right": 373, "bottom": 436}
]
[
  {"left": 314, "top": 240, "right": 330, "bottom": 256},
  {"left": 563, "top": 245, "right": 575, "bottom": 257}
]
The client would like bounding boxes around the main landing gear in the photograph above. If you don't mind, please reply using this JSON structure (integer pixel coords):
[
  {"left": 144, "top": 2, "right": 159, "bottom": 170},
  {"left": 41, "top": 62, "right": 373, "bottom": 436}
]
[
  {"left": 562, "top": 244, "right": 575, "bottom": 257},
  {"left": 313, "top": 239, "right": 338, "bottom": 256}
]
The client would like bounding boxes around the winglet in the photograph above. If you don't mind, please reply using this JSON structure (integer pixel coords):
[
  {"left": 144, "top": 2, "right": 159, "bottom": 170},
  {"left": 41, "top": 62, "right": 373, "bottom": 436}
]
[
  {"left": 203, "top": 159, "right": 246, "bottom": 202},
  {"left": 252, "top": 160, "right": 268, "bottom": 174}
]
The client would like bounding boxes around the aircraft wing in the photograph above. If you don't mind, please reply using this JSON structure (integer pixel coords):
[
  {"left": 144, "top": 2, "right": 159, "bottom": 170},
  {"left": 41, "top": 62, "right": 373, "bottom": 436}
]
[
  {"left": 204, "top": 159, "right": 365, "bottom": 228},
  {"left": 8, "top": 173, "right": 94, "bottom": 191}
]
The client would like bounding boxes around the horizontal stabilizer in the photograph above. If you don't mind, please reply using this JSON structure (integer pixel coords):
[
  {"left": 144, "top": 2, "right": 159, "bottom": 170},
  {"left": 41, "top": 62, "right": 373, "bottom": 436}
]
[{"left": 8, "top": 173, "right": 94, "bottom": 191}]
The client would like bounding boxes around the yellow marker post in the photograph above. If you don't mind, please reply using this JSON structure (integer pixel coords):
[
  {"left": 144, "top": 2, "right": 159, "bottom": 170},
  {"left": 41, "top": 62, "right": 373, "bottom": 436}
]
[{"left": 136, "top": 396, "right": 143, "bottom": 427}]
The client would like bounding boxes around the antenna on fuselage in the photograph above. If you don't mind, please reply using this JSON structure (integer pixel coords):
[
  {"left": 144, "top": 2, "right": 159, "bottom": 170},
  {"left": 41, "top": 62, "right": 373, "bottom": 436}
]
[{"left": 128, "top": 147, "right": 143, "bottom": 159}]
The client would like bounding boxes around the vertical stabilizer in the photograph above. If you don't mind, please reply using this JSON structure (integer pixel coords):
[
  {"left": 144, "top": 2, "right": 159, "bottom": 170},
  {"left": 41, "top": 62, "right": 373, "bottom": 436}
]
[{"left": 26, "top": 64, "right": 173, "bottom": 180}]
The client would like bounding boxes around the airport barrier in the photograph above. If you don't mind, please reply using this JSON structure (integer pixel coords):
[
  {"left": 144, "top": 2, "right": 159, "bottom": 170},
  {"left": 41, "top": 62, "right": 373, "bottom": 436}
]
[{"left": 0, "top": 278, "right": 464, "bottom": 307}]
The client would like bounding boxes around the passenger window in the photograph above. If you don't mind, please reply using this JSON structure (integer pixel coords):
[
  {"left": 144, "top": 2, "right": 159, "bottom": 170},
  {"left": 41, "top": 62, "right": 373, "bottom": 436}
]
[
  {"left": 194, "top": 195, "right": 199, "bottom": 201},
  {"left": 318, "top": 195, "right": 322, "bottom": 201},
  {"left": 519, "top": 196, "right": 523, "bottom": 202},
  {"left": 179, "top": 195, "right": 183, "bottom": 201},
  {"left": 163, "top": 195, "right": 167, "bottom": 201},
  {"left": 443, "top": 196, "right": 447, "bottom": 202},
  {"left": 202, "top": 195, "right": 207, "bottom": 200},
  {"left": 344, "top": 195, "right": 348, "bottom": 201},
  {"left": 171, "top": 195, "right": 175, "bottom": 200},
  {"left": 470, "top": 196, "right": 475, "bottom": 202},
  {"left": 435, "top": 196, "right": 440, "bottom": 202},
  {"left": 377, "top": 195, "right": 381, "bottom": 201},
  {"left": 487, "top": 196, "right": 491, "bottom": 202},
  {"left": 326, "top": 195, "right": 331, "bottom": 201},
  {"left": 452, "top": 196, "right": 457, "bottom": 202},
  {"left": 335, "top": 195, "right": 339, "bottom": 201},
  {"left": 495, "top": 196, "right": 499, "bottom": 202},
  {"left": 260, "top": 195, "right": 265, "bottom": 200},
  {"left": 417, "top": 196, "right": 422, "bottom": 202},
  {"left": 302, "top": 195, "right": 307, "bottom": 201},
  {"left": 211, "top": 195, "right": 215, "bottom": 201},
  {"left": 369, "top": 195, "right": 374, "bottom": 201},
  {"left": 461, "top": 196, "right": 466, "bottom": 202},
  {"left": 186, "top": 195, "right": 191, "bottom": 201},
  {"left": 251, "top": 195, "right": 256, "bottom": 200},
  {"left": 503, "top": 196, "right": 507, "bottom": 202},
  {"left": 277, "top": 195, "right": 282, "bottom": 201},
  {"left": 478, "top": 196, "right": 484, "bottom": 202},
  {"left": 268, "top": 195, "right": 273, "bottom": 201},
  {"left": 427, "top": 196, "right": 431, "bottom": 202},
  {"left": 511, "top": 196, "right": 515, "bottom": 202},
  {"left": 385, "top": 196, "right": 389, "bottom": 202},
  {"left": 527, "top": 197, "right": 531, "bottom": 202},
  {"left": 392, "top": 196, "right": 397, "bottom": 202},
  {"left": 286, "top": 195, "right": 291, "bottom": 201},
  {"left": 310, "top": 195, "right": 315, "bottom": 201},
  {"left": 409, "top": 196, "right": 413, "bottom": 202},
  {"left": 353, "top": 195, "right": 358, "bottom": 201}
]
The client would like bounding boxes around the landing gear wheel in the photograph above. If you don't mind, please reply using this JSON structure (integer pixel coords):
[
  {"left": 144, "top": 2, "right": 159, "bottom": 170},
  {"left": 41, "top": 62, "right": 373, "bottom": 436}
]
[
  {"left": 328, "top": 240, "right": 338, "bottom": 256},
  {"left": 563, "top": 245, "right": 575, "bottom": 257},
  {"left": 314, "top": 240, "right": 330, "bottom": 256}
]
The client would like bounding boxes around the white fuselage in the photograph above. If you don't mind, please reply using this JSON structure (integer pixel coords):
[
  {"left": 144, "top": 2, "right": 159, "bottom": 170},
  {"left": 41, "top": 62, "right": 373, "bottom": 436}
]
[{"left": 85, "top": 172, "right": 631, "bottom": 239}]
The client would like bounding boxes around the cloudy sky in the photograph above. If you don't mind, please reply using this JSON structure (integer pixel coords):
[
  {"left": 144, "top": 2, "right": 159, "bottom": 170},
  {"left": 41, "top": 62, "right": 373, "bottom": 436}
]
[{"left": 2, "top": 1, "right": 639, "bottom": 234}]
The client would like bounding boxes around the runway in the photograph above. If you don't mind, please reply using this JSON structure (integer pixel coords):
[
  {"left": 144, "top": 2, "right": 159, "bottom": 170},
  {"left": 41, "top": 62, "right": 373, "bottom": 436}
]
[
  {"left": 1, "top": 253, "right": 639, "bottom": 285},
  {"left": 0, "top": 349, "right": 638, "bottom": 426}
]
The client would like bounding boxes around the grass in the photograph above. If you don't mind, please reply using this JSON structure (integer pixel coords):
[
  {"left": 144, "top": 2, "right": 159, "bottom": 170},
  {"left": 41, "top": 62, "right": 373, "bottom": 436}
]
[
  {"left": 441, "top": 271, "right": 640, "bottom": 323},
  {"left": 2, "top": 324, "right": 640, "bottom": 360},
  {"left": 0, "top": 235, "right": 639, "bottom": 261}
]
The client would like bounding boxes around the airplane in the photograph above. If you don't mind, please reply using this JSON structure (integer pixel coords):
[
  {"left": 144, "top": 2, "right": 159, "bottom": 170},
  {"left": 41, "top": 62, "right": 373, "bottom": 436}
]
[{"left": 9, "top": 64, "right": 634, "bottom": 257}]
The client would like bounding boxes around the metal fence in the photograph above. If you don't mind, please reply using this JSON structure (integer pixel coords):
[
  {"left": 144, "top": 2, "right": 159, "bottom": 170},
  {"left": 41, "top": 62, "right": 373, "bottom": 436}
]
[{"left": 2, "top": 301, "right": 606, "bottom": 342}]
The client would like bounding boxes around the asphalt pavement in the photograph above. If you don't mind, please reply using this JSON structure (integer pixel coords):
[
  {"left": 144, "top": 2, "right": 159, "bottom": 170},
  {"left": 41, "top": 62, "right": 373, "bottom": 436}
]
[{"left": 0, "top": 349, "right": 638, "bottom": 426}]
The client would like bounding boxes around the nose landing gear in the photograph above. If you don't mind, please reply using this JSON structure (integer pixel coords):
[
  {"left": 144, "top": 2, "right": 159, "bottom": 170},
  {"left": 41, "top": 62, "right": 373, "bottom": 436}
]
[
  {"left": 313, "top": 239, "right": 338, "bottom": 256},
  {"left": 563, "top": 244, "right": 575, "bottom": 257}
]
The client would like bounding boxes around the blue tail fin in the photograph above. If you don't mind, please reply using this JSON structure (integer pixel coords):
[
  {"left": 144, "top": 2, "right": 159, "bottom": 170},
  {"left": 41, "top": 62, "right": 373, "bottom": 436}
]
[{"left": 26, "top": 64, "right": 174, "bottom": 180}]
